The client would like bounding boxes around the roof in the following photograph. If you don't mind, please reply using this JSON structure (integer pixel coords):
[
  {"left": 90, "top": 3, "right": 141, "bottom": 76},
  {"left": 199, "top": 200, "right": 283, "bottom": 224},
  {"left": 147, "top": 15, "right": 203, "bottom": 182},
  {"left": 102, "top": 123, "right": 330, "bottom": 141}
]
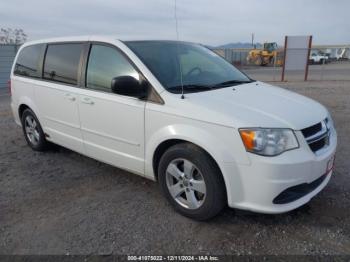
[
  {"left": 21, "top": 35, "right": 194, "bottom": 47},
  {"left": 21, "top": 35, "right": 117, "bottom": 46}
]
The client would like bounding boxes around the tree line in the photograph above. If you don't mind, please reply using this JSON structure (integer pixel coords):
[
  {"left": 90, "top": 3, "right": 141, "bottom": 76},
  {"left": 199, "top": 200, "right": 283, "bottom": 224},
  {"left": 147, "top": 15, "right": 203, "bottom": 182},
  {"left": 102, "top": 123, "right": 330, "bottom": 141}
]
[{"left": 0, "top": 28, "right": 27, "bottom": 44}]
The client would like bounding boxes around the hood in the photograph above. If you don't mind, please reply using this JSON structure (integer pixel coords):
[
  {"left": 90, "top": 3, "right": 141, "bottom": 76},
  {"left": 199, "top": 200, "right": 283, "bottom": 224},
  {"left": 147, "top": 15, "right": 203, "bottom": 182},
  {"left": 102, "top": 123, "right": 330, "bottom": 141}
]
[{"left": 181, "top": 81, "right": 328, "bottom": 130}]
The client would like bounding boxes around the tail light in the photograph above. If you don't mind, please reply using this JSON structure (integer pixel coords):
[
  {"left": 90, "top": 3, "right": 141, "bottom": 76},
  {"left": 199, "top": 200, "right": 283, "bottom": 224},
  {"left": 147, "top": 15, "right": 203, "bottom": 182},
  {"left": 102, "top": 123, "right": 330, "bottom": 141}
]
[{"left": 7, "top": 79, "right": 11, "bottom": 96}]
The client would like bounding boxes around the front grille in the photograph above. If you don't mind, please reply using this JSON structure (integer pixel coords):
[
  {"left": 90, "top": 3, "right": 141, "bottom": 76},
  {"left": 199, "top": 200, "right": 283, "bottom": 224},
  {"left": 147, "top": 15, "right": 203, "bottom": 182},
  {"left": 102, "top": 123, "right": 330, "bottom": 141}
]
[
  {"left": 301, "top": 122, "right": 322, "bottom": 137},
  {"left": 301, "top": 120, "right": 330, "bottom": 153},
  {"left": 309, "top": 137, "right": 327, "bottom": 152}
]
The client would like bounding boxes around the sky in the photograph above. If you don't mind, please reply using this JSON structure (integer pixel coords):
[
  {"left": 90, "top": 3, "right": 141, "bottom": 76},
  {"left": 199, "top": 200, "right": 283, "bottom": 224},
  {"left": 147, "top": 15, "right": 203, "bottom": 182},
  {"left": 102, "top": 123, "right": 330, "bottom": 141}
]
[{"left": 0, "top": 0, "right": 349, "bottom": 46}]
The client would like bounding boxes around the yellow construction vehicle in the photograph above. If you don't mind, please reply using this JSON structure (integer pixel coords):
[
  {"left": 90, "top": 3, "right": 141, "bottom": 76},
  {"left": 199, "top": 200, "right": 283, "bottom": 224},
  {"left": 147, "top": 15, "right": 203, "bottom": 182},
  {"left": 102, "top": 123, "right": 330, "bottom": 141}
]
[{"left": 247, "top": 42, "right": 283, "bottom": 66}]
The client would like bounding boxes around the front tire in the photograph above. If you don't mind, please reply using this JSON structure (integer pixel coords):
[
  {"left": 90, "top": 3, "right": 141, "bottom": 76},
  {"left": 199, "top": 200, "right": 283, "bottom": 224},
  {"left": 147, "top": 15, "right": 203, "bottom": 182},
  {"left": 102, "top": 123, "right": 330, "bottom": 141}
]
[
  {"left": 21, "top": 108, "right": 49, "bottom": 151},
  {"left": 158, "top": 143, "right": 226, "bottom": 220}
]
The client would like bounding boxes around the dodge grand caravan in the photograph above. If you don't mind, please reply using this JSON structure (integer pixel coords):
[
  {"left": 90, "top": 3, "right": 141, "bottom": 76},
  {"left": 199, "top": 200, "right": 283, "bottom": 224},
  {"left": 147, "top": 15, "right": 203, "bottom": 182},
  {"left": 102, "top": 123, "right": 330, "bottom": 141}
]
[{"left": 10, "top": 36, "right": 337, "bottom": 220}]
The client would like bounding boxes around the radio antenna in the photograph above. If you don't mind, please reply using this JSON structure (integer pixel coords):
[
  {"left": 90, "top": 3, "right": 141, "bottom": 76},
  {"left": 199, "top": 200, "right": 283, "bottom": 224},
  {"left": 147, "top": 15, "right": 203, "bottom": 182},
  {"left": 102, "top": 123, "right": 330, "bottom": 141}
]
[{"left": 174, "top": 0, "right": 185, "bottom": 99}]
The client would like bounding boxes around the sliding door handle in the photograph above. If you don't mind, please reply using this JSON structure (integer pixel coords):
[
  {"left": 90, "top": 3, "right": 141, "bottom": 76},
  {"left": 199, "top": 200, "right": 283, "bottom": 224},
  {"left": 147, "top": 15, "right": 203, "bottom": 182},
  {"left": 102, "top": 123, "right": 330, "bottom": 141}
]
[{"left": 81, "top": 97, "right": 94, "bottom": 105}]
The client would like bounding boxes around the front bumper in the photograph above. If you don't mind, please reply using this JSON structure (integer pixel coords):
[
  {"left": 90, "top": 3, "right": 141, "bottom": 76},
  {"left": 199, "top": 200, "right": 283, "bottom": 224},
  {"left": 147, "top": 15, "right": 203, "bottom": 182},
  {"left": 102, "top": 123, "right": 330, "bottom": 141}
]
[{"left": 224, "top": 128, "right": 337, "bottom": 214}]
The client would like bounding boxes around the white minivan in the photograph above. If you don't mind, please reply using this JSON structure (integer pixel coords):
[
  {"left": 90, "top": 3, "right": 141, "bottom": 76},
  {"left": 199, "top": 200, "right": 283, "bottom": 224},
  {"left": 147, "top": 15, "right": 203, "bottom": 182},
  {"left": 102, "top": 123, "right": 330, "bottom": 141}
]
[{"left": 10, "top": 36, "right": 337, "bottom": 220}]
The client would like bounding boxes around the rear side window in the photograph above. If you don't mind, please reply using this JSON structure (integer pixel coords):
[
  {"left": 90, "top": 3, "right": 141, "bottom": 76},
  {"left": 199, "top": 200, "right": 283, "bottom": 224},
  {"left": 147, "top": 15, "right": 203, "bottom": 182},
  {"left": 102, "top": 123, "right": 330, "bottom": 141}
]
[
  {"left": 43, "top": 43, "right": 83, "bottom": 85},
  {"left": 86, "top": 44, "right": 139, "bottom": 92},
  {"left": 14, "top": 44, "right": 44, "bottom": 78}
]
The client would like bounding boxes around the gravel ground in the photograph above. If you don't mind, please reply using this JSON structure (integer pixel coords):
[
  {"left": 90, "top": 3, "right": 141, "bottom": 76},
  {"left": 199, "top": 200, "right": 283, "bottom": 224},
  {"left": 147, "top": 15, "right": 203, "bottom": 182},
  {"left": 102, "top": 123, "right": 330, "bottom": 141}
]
[{"left": 0, "top": 81, "right": 349, "bottom": 255}]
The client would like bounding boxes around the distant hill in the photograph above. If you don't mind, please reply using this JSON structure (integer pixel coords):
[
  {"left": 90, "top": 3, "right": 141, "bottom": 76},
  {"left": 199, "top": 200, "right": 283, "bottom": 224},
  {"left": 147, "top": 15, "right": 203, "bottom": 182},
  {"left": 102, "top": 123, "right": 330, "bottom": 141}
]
[{"left": 215, "top": 42, "right": 263, "bottom": 49}]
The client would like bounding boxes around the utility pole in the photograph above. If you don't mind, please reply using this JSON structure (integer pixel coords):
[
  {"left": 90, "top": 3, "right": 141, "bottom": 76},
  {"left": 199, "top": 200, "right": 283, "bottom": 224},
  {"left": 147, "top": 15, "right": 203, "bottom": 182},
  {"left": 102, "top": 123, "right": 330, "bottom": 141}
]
[{"left": 251, "top": 33, "right": 255, "bottom": 47}]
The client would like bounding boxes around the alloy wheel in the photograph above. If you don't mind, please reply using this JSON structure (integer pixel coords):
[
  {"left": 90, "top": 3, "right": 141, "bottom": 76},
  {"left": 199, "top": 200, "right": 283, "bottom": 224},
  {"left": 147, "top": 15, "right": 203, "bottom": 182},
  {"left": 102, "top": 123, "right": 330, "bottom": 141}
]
[
  {"left": 165, "top": 158, "right": 207, "bottom": 209},
  {"left": 24, "top": 115, "right": 40, "bottom": 146}
]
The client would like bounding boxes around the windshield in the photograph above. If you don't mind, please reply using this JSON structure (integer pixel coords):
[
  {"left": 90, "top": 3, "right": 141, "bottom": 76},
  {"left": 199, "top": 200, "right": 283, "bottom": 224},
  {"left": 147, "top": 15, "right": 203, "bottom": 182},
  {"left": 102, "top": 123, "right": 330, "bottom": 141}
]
[{"left": 125, "top": 41, "right": 252, "bottom": 94}]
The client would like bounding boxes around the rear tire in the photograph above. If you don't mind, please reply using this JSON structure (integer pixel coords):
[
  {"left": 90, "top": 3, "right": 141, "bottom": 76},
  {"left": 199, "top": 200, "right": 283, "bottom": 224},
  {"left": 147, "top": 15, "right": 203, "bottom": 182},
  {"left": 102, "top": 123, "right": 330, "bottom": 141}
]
[
  {"left": 158, "top": 143, "right": 226, "bottom": 220},
  {"left": 21, "top": 109, "right": 49, "bottom": 151}
]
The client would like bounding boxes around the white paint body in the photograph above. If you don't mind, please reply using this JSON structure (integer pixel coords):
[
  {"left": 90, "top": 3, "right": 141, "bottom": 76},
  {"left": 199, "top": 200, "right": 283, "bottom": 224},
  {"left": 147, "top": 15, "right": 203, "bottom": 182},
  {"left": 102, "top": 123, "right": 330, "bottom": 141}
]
[{"left": 10, "top": 36, "right": 337, "bottom": 214}]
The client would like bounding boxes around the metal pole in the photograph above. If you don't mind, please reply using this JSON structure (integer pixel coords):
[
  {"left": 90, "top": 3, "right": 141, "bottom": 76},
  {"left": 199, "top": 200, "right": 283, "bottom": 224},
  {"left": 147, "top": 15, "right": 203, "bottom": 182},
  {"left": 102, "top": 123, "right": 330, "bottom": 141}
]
[
  {"left": 281, "top": 36, "right": 288, "bottom": 81},
  {"left": 273, "top": 52, "right": 277, "bottom": 81},
  {"left": 304, "top": 36, "right": 312, "bottom": 81}
]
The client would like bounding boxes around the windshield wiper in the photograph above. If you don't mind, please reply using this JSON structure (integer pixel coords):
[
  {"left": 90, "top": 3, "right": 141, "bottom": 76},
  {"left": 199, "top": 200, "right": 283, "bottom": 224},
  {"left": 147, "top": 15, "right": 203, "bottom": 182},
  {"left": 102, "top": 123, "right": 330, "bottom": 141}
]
[
  {"left": 168, "top": 80, "right": 254, "bottom": 94},
  {"left": 211, "top": 79, "right": 255, "bottom": 88},
  {"left": 168, "top": 84, "right": 213, "bottom": 91}
]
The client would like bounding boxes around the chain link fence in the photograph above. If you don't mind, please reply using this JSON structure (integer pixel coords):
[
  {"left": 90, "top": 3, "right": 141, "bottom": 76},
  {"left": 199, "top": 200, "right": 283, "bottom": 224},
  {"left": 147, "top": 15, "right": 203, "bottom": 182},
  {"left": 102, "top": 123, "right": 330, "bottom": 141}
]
[{"left": 213, "top": 46, "right": 350, "bottom": 82}]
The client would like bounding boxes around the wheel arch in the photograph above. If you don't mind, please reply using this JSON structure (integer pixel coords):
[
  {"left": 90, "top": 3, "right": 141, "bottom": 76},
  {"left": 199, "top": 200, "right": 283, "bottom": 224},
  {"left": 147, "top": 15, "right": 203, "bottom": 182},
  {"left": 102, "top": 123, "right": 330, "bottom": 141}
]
[
  {"left": 17, "top": 96, "right": 41, "bottom": 124},
  {"left": 149, "top": 133, "right": 228, "bottom": 181},
  {"left": 152, "top": 139, "right": 224, "bottom": 182},
  {"left": 153, "top": 137, "right": 234, "bottom": 206},
  {"left": 18, "top": 104, "right": 30, "bottom": 120}
]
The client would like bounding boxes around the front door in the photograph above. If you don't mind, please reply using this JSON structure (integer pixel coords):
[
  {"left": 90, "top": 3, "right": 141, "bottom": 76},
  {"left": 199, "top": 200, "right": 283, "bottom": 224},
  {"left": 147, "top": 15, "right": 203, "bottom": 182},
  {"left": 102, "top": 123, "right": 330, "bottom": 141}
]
[{"left": 78, "top": 44, "right": 145, "bottom": 174}]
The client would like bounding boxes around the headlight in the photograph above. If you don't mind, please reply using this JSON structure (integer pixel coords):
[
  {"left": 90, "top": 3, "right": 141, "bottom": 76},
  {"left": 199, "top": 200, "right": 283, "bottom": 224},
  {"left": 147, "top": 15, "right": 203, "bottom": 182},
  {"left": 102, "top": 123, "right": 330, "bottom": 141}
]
[{"left": 239, "top": 128, "right": 299, "bottom": 156}]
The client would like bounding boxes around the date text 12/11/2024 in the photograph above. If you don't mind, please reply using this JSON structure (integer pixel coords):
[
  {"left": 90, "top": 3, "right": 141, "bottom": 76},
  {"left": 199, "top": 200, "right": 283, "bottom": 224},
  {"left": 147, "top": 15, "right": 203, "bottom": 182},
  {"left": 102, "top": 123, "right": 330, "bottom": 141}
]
[{"left": 127, "top": 255, "right": 219, "bottom": 261}]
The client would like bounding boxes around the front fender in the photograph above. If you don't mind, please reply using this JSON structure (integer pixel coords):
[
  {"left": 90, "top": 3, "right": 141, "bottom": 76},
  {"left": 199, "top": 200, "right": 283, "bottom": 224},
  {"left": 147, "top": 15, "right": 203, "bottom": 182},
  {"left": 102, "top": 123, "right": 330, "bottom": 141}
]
[
  {"left": 145, "top": 123, "right": 249, "bottom": 205},
  {"left": 146, "top": 124, "right": 239, "bottom": 165}
]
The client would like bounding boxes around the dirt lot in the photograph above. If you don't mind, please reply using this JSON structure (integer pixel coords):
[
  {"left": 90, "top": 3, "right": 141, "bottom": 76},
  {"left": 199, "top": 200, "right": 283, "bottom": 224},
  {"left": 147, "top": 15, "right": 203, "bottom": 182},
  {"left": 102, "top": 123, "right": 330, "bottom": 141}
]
[{"left": 0, "top": 81, "right": 349, "bottom": 255}]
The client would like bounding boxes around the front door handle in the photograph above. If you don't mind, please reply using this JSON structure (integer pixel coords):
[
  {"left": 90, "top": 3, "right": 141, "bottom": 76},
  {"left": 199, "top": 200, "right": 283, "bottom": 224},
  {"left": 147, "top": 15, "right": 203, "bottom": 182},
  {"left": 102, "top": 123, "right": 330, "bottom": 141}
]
[{"left": 81, "top": 97, "right": 94, "bottom": 105}]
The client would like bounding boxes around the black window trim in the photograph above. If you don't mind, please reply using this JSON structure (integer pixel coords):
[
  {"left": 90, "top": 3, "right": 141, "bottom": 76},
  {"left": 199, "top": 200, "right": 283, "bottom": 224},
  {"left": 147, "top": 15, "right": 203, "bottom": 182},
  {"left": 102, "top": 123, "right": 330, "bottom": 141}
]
[
  {"left": 41, "top": 41, "right": 85, "bottom": 88},
  {"left": 82, "top": 41, "right": 164, "bottom": 104}
]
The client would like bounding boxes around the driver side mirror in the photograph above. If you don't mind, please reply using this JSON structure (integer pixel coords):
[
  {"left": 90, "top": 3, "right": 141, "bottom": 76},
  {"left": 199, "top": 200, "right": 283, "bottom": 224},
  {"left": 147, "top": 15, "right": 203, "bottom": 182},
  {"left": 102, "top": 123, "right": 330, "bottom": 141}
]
[{"left": 111, "top": 76, "right": 147, "bottom": 99}]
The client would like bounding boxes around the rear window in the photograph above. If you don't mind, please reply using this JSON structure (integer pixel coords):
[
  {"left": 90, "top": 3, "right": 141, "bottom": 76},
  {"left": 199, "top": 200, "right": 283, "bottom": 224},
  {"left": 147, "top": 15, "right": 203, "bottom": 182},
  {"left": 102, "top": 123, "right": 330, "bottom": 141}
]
[
  {"left": 14, "top": 44, "right": 44, "bottom": 78},
  {"left": 43, "top": 43, "right": 83, "bottom": 85}
]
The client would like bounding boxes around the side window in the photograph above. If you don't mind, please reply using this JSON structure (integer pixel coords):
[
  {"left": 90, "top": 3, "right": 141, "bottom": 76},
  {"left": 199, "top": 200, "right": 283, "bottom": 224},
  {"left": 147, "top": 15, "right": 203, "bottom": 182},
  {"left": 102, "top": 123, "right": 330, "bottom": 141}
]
[
  {"left": 14, "top": 44, "right": 44, "bottom": 78},
  {"left": 43, "top": 43, "right": 83, "bottom": 85},
  {"left": 86, "top": 44, "right": 139, "bottom": 92}
]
